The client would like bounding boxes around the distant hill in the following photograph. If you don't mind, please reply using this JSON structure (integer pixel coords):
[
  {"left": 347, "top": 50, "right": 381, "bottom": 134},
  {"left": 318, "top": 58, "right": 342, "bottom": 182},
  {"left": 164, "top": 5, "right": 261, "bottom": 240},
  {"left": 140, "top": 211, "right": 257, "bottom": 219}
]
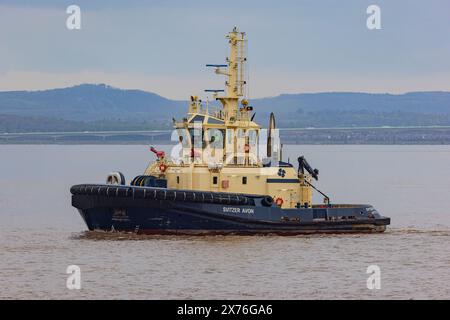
[
  {"left": 253, "top": 91, "right": 450, "bottom": 114},
  {"left": 1, "top": 84, "right": 450, "bottom": 132},
  {"left": 0, "top": 84, "right": 186, "bottom": 122},
  {"left": 252, "top": 91, "right": 450, "bottom": 127}
]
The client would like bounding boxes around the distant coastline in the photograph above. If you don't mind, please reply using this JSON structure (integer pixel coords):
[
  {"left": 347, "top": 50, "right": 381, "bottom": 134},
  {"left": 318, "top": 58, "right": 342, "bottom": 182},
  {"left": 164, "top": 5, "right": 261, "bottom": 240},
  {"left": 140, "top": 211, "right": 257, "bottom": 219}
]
[
  {"left": 2, "top": 126, "right": 450, "bottom": 145},
  {"left": 2, "top": 85, "right": 450, "bottom": 134}
]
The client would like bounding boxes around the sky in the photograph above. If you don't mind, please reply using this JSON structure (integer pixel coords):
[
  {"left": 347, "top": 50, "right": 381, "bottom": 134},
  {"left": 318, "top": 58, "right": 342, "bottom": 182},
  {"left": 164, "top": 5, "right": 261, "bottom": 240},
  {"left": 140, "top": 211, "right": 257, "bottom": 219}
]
[{"left": 0, "top": 0, "right": 449, "bottom": 99}]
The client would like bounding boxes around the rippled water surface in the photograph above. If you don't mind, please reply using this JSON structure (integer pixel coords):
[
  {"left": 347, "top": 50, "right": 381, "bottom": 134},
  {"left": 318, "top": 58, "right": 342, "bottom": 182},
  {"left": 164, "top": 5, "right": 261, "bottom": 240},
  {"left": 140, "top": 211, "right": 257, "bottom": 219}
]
[{"left": 1, "top": 145, "right": 450, "bottom": 299}]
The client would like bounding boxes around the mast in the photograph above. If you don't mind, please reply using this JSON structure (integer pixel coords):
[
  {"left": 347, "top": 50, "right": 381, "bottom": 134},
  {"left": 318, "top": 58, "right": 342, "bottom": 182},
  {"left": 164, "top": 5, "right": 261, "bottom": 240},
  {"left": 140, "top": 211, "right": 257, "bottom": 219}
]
[{"left": 207, "top": 27, "right": 247, "bottom": 122}]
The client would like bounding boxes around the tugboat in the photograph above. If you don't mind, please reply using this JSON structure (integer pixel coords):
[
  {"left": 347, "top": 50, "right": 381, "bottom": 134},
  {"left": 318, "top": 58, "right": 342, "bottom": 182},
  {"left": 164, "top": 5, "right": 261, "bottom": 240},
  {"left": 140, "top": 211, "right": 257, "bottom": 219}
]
[{"left": 71, "top": 27, "right": 390, "bottom": 235}]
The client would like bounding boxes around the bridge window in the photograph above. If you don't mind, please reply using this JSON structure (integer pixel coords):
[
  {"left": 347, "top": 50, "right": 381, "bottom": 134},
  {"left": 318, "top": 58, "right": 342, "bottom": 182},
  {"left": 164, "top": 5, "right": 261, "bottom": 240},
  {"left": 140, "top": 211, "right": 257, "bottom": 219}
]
[
  {"left": 207, "top": 128, "right": 225, "bottom": 149},
  {"left": 189, "top": 126, "right": 204, "bottom": 149},
  {"left": 247, "top": 129, "right": 259, "bottom": 165}
]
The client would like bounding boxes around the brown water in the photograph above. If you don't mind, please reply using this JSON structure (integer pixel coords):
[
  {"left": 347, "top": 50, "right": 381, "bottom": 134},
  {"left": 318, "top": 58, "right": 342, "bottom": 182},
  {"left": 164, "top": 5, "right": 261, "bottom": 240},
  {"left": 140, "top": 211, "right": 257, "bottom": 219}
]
[{"left": 1, "top": 145, "right": 450, "bottom": 299}]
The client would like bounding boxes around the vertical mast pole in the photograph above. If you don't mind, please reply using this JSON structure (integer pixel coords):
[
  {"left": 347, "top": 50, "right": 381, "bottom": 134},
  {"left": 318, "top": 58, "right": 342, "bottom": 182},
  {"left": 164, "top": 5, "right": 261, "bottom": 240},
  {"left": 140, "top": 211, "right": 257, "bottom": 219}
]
[{"left": 221, "top": 27, "right": 246, "bottom": 120}]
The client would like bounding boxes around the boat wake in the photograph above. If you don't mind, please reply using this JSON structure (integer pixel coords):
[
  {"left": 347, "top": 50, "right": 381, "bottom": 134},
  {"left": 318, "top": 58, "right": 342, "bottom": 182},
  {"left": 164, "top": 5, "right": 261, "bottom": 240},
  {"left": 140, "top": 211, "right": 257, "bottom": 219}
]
[
  {"left": 385, "top": 228, "right": 450, "bottom": 236},
  {"left": 70, "top": 227, "right": 450, "bottom": 241}
]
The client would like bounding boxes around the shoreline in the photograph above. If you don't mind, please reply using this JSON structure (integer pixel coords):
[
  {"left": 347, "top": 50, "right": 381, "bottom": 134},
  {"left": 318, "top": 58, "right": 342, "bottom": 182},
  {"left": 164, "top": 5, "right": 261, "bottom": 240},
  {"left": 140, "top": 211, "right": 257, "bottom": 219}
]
[{"left": 2, "top": 127, "right": 450, "bottom": 145}]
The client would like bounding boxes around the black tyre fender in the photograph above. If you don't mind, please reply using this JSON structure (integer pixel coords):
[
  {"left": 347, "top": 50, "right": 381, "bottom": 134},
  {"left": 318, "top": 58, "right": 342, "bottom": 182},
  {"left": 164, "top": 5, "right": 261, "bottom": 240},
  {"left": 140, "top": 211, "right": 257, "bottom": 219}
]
[
  {"left": 106, "top": 171, "right": 126, "bottom": 185},
  {"left": 261, "top": 196, "right": 274, "bottom": 207}
]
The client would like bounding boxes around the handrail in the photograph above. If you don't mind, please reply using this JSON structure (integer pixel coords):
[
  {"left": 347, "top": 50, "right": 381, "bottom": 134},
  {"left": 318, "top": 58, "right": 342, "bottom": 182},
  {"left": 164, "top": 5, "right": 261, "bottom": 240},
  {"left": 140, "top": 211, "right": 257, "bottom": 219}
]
[{"left": 304, "top": 180, "right": 330, "bottom": 205}]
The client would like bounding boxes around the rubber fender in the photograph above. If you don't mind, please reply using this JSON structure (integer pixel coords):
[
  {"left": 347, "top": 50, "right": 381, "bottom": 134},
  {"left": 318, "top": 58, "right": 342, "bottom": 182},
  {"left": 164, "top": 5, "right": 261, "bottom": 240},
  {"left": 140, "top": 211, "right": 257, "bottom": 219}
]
[
  {"left": 132, "top": 187, "right": 146, "bottom": 199},
  {"left": 116, "top": 186, "right": 131, "bottom": 197},
  {"left": 141, "top": 176, "right": 157, "bottom": 187},
  {"left": 261, "top": 196, "right": 274, "bottom": 207},
  {"left": 106, "top": 172, "right": 126, "bottom": 185},
  {"left": 135, "top": 176, "right": 146, "bottom": 187},
  {"left": 130, "top": 175, "right": 141, "bottom": 186}
]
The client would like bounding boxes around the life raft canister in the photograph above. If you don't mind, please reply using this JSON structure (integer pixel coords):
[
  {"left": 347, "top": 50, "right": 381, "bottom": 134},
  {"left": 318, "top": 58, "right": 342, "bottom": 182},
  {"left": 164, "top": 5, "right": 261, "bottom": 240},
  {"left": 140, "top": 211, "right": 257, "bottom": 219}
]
[{"left": 275, "top": 197, "right": 284, "bottom": 207}]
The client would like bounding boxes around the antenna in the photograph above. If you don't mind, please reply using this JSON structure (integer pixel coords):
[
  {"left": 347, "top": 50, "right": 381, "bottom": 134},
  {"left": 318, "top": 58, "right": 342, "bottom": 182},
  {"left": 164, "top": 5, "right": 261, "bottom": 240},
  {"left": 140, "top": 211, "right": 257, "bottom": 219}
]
[
  {"left": 205, "top": 28, "right": 248, "bottom": 121},
  {"left": 204, "top": 89, "right": 225, "bottom": 93},
  {"left": 267, "top": 112, "right": 276, "bottom": 158},
  {"left": 206, "top": 64, "right": 228, "bottom": 68}
]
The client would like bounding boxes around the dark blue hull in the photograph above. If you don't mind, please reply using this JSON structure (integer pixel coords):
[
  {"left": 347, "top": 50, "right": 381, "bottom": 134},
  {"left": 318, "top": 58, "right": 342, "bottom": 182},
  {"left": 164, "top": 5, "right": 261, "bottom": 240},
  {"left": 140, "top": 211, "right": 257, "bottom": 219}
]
[{"left": 71, "top": 184, "right": 390, "bottom": 235}]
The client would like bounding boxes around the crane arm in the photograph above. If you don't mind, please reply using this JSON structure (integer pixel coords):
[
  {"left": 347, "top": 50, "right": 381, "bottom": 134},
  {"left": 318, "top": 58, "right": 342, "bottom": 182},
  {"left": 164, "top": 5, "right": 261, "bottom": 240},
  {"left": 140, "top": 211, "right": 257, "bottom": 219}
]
[{"left": 297, "top": 156, "right": 319, "bottom": 180}]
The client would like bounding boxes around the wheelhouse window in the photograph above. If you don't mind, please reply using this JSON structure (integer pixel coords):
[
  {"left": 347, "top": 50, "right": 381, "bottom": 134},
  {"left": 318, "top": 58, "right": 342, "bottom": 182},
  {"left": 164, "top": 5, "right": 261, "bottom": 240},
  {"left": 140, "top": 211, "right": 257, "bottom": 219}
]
[
  {"left": 225, "top": 129, "right": 235, "bottom": 165},
  {"left": 207, "top": 129, "right": 225, "bottom": 149},
  {"left": 236, "top": 129, "right": 245, "bottom": 165},
  {"left": 247, "top": 129, "right": 259, "bottom": 165}
]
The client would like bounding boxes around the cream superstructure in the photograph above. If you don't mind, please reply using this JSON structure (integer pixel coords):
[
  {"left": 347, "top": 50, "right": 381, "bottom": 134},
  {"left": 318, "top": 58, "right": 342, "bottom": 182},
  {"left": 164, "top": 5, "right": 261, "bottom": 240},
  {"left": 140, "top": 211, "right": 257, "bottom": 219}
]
[{"left": 144, "top": 27, "right": 313, "bottom": 209}]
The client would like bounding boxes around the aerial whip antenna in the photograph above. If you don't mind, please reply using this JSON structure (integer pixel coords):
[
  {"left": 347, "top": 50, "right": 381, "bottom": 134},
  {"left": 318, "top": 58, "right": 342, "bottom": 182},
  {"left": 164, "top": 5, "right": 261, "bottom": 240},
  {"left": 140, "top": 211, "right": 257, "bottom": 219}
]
[{"left": 267, "top": 112, "right": 276, "bottom": 157}]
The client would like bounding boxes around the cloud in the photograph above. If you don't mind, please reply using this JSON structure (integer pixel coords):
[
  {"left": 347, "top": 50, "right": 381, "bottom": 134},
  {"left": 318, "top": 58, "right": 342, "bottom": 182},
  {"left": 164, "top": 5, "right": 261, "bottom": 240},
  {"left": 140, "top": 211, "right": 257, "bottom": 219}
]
[{"left": 1, "top": 0, "right": 450, "bottom": 96}]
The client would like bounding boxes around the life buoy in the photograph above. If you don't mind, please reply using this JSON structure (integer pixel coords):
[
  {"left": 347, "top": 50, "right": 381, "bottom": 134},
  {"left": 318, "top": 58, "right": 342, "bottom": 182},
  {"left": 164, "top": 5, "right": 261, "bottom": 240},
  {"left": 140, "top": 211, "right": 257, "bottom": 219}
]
[
  {"left": 159, "top": 163, "right": 167, "bottom": 172},
  {"left": 275, "top": 197, "right": 284, "bottom": 207}
]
